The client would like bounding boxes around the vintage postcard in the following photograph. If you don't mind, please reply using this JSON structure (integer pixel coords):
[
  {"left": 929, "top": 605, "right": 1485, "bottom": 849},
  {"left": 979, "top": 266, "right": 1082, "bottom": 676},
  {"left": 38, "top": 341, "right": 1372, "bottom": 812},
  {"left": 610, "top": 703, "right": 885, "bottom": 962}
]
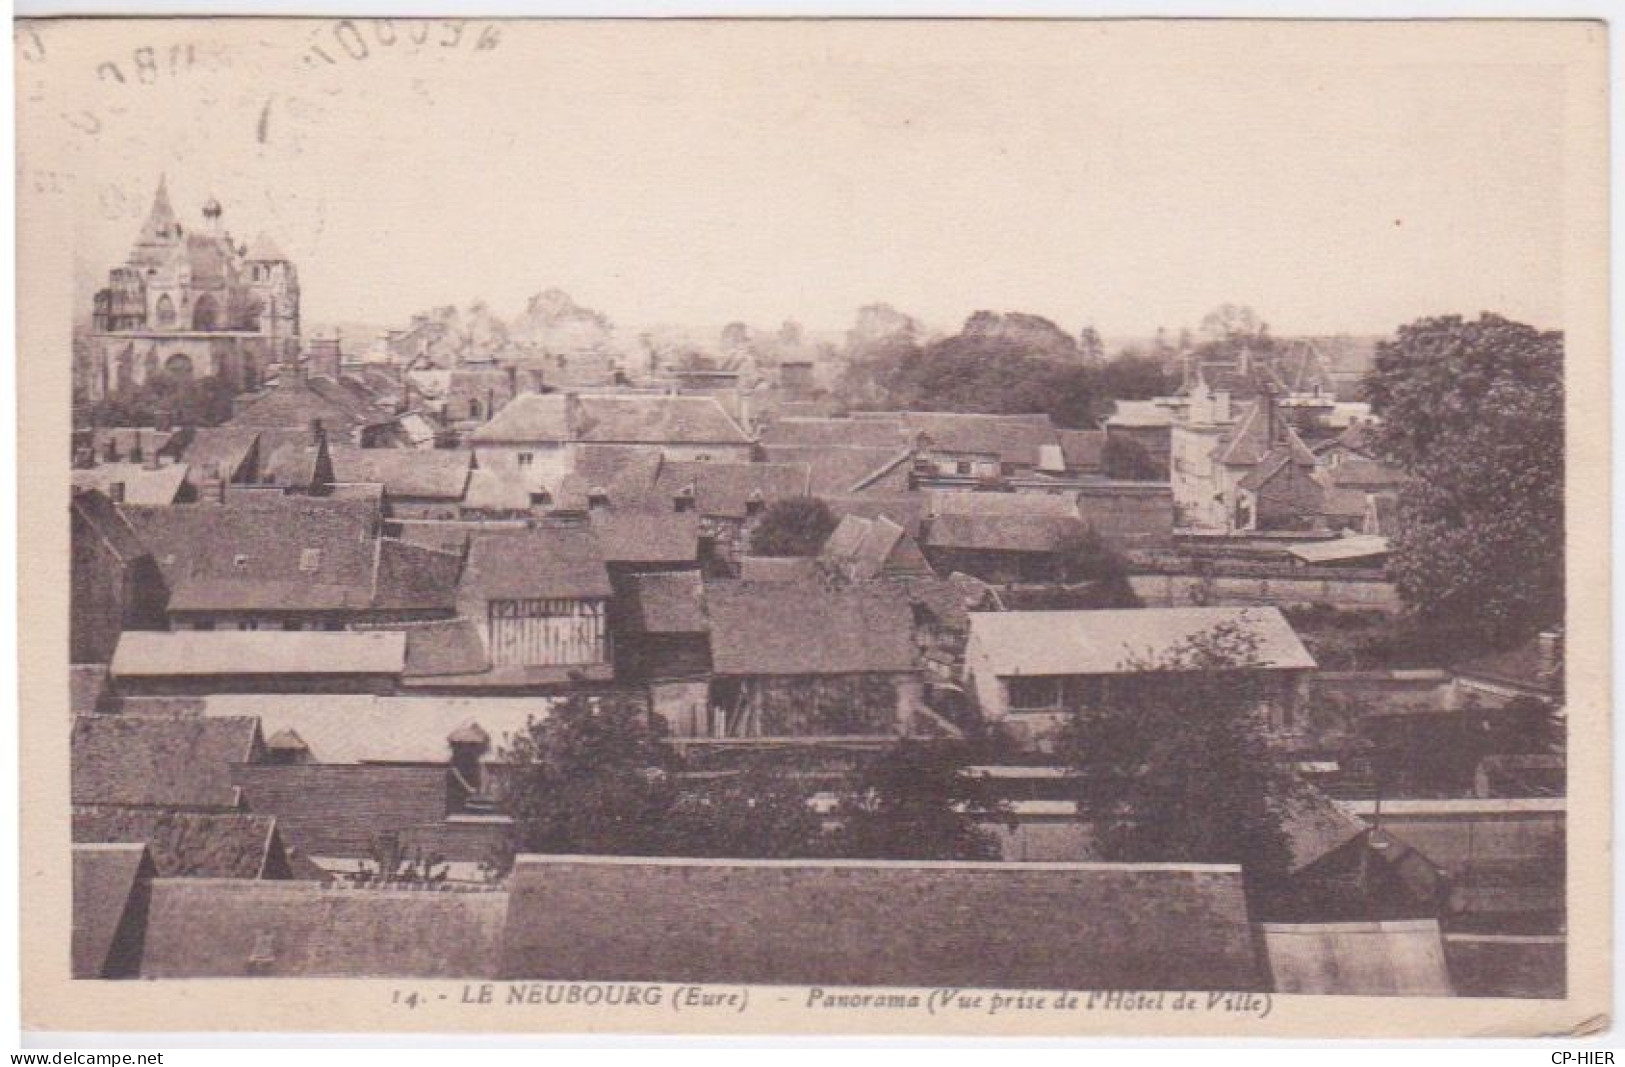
[{"left": 16, "top": 17, "right": 1610, "bottom": 1038}]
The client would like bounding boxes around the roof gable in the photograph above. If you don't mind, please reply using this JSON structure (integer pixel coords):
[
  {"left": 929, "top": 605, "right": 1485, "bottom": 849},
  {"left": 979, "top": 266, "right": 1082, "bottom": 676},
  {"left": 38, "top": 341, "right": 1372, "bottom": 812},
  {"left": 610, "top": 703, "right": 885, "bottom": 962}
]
[{"left": 72, "top": 843, "right": 156, "bottom": 978}]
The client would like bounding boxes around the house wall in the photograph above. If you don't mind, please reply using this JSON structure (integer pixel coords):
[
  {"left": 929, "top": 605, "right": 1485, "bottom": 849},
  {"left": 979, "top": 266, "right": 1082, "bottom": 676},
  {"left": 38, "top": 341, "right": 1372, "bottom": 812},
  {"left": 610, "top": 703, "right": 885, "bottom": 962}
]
[
  {"left": 1127, "top": 572, "right": 1402, "bottom": 612},
  {"left": 470, "top": 443, "right": 570, "bottom": 498},
  {"left": 719, "top": 672, "right": 918, "bottom": 737},
  {"left": 71, "top": 516, "right": 149, "bottom": 664},
  {"left": 115, "top": 672, "right": 398, "bottom": 696},
  {"left": 482, "top": 598, "right": 609, "bottom": 669},
  {"left": 1170, "top": 424, "right": 1227, "bottom": 529}
]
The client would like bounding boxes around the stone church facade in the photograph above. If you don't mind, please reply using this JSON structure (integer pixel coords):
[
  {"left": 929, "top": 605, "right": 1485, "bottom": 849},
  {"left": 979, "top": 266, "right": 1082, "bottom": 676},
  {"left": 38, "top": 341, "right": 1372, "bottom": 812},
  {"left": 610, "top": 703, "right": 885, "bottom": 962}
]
[{"left": 81, "top": 177, "right": 302, "bottom": 403}]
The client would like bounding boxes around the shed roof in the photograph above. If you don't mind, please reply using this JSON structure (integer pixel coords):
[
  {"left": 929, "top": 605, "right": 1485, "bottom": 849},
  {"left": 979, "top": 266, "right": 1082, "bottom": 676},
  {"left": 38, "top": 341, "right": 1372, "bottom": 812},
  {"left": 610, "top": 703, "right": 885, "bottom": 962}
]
[
  {"left": 706, "top": 581, "right": 918, "bottom": 676},
  {"left": 967, "top": 607, "right": 1315, "bottom": 676},
  {"left": 1284, "top": 535, "right": 1390, "bottom": 564},
  {"left": 620, "top": 571, "right": 708, "bottom": 634},
  {"left": 139, "top": 879, "right": 508, "bottom": 978},
  {"left": 1261, "top": 921, "right": 1453, "bottom": 996},
  {"left": 587, "top": 510, "right": 700, "bottom": 565},
  {"left": 111, "top": 631, "right": 407, "bottom": 677},
  {"left": 758, "top": 417, "right": 907, "bottom": 449},
  {"left": 72, "top": 713, "right": 260, "bottom": 809}
]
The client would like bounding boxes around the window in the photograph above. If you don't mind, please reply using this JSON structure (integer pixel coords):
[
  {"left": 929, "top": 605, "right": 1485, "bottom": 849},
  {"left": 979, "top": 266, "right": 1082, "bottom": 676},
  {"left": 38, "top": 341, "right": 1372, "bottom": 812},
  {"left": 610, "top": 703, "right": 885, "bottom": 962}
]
[
  {"left": 322, "top": 621, "right": 344, "bottom": 632},
  {"left": 194, "top": 620, "right": 216, "bottom": 631},
  {"left": 282, "top": 621, "right": 303, "bottom": 631},
  {"left": 1005, "top": 676, "right": 1061, "bottom": 713},
  {"left": 1062, "top": 675, "right": 1109, "bottom": 710},
  {"left": 234, "top": 554, "right": 249, "bottom": 568},
  {"left": 956, "top": 460, "right": 973, "bottom": 476},
  {"left": 517, "top": 453, "right": 534, "bottom": 467},
  {"left": 299, "top": 548, "right": 321, "bottom": 572},
  {"left": 238, "top": 620, "right": 260, "bottom": 631}
]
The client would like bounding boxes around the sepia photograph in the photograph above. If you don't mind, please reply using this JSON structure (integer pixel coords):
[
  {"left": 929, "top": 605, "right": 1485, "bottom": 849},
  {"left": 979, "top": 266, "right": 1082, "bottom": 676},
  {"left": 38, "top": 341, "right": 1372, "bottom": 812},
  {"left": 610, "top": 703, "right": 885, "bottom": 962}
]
[{"left": 15, "top": 15, "right": 1610, "bottom": 1040}]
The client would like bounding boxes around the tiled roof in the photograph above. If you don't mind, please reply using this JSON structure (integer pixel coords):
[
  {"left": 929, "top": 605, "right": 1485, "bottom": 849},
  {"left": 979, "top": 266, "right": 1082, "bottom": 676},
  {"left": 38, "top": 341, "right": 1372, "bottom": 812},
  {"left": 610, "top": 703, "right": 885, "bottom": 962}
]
[
  {"left": 1074, "top": 485, "right": 1176, "bottom": 549},
  {"left": 73, "top": 809, "right": 283, "bottom": 879},
  {"left": 72, "top": 713, "right": 261, "bottom": 809},
  {"left": 139, "top": 879, "right": 508, "bottom": 978},
  {"left": 1318, "top": 487, "right": 1371, "bottom": 519},
  {"left": 195, "top": 694, "right": 549, "bottom": 765},
  {"left": 823, "top": 495, "right": 930, "bottom": 540},
  {"left": 706, "top": 581, "right": 918, "bottom": 676},
  {"left": 925, "top": 513, "right": 1083, "bottom": 554},
  {"left": 255, "top": 428, "right": 326, "bottom": 489},
  {"left": 1277, "top": 785, "right": 1369, "bottom": 874},
  {"left": 1454, "top": 634, "right": 1563, "bottom": 697},
  {"left": 736, "top": 556, "right": 820, "bottom": 583},
  {"left": 1331, "top": 458, "right": 1406, "bottom": 491},
  {"left": 500, "top": 855, "right": 1263, "bottom": 990},
  {"left": 70, "top": 665, "right": 111, "bottom": 715},
  {"left": 469, "top": 393, "right": 750, "bottom": 445},
  {"left": 459, "top": 527, "right": 612, "bottom": 601},
  {"left": 121, "top": 497, "right": 381, "bottom": 600},
  {"left": 231, "top": 763, "right": 460, "bottom": 858},
  {"left": 967, "top": 607, "right": 1316, "bottom": 675},
  {"left": 461, "top": 468, "right": 533, "bottom": 512},
  {"left": 1057, "top": 429, "right": 1107, "bottom": 471},
  {"left": 587, "top": 510, "right": 700, "bottom": 565},
  {"left": 650, "top": 460, "right": 810, "bottom": 519},
  {"left": 72, "top": 843, "right": 155, "bottom": 978},
  {"left": 819, "top": 515, "right": 930, "bottom": 580},
  {"left": 760, "top": 445, "right": 912, "bottom": 496},
  {"left": 620, "top": 571, "right": 708, "bottom": 634},
  {"left": 228, "top": 376, "right": 388, "bottom": 435},
  {"left": 372, "top": 538, "right": 462, "bottom": 612},
  {"left": 71, "top": 490, "right": 150, "bottom": 564},
  {"left": 394, "top": 618, "right": 491, "bottom": 678},
  {"left": 176, "top": 427, "right": 261, "bottom": 484},
  {"left": 1262, "top": 921, "right": 1452, "bottom": 996},
  {"left": 328, "top": 446, "right": 473, "bottom": 500},
  {"left": 931, "top": 492, "right": 1079, "bottom": 520},
  {"left": 71, "top": 463, "right": 190, "bottom": 506},
  {"left": 758, "top": 417, "right": 907, "bottom": 450},
  {"left": 1284, "top": 535, "right": 1390, "bottom": 564},
  {"left": 111, "top": 631, "right": 407, "bottom": 677},
  {"left": 901, "top": 412, "right": 1058, "bottom": 466}
]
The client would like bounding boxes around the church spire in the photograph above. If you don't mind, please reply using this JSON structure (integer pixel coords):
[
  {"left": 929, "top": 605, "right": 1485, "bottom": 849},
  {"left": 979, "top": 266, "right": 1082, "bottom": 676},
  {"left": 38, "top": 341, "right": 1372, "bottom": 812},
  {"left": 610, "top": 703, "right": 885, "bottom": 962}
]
[{"left": 137, "top": 173, "right": 179, "bottom": 245}]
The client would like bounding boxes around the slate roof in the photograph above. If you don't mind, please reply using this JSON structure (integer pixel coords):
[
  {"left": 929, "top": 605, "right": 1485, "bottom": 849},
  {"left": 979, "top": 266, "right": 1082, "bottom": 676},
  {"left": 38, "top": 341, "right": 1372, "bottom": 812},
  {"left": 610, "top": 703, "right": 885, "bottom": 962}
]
[
  {"left": 328, "top": 446, "right": 473, "bottom": 500},
  {"left": 72, "top": 843, "right": 156, "bottom": 979},
  {"left": 823, "top": 494, "right": 930, "bottom": 540},
  {"left": 139, "top": 879, "right": 508, "bottom": 979},
  {"left": 72, "top": 713, "right": 261, "bottom": 809},
  {"left": 228, "top": 376, "right": 387, "bottom": 435},
  {"left": 588, "top": 510, "right": 700, "bottom": 565},
  {"left": 1261, "top": 921, "right": 1453, "bottom": 996},
  {"left": 758, "top": 417, "right": 907, "bottom": 450},
  {"left": 706, "top": 581, "right": 918, "bottom": 676},
  {"left": 71, "top": 463, "right": 190, "bottom": 506},
  {"left": 500, "top": 855, "right": 1263, "bottom": 990},
  {"left": 469, "top": 393, "right": 750, "bottom": 445},
  {"left": 1216, "top": 401, "right": 1317, "bottom": 469},
  {"left": 620, "top": 571, "right": 708, "bottom": 634},
  {"left": 231, "top": 763, "right": 459, "bottom": 858},
  {"left": 901, "top": 412, "right": 1058, "bottom": 467},
  {"left": 73, "top": 809, "right": 284, "bottom": 879},
  {"left": 112, "top": 631, "right": 407, "bottom": 678},
  {"left": 195, "top": 694, "right": 549, "bottom": 765},
  {"left": 459, "top": 527, "right": 612, "bottom": 601},
  {"left": 966, "top": 607, "right": 1316, "bottom": 676}
]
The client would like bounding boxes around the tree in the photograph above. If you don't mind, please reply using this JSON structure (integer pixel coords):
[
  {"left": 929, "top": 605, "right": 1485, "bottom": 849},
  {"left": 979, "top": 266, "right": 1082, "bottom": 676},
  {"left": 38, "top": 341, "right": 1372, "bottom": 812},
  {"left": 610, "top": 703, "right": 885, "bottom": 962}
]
[
  {"left": 89, "top": 370, "right": 238, "bottom": 428},
  {"left": 1078, "top": 324, "right": 1105, "bottom": 364},
  {"left": 1199, "top": 304, "right": 1269, "bottom": 344},
  {"left": 659, "top": 759, "right": 831, "bottom": 858},
  {"left": 1101, "top": 435, "right": 1164, "bottom": 481},
  {"left": 845, "top": 303, "right": 922, "bottom": 363},
  {"left": 831, "top": 740, "right": 1010, "bottom": 861},
  {"left": 1362, "top": 314, "right": 1563, "bottom": 647},
  {"left": 1053, "top": 623, "right": 1297, "bottom": 911},
  {"left": 749, "top": 497, "right": 838, "bottom": 557},
  {"left": 499, "top": 691, "right": 677, "bottom": 855},
  {"left": 1053, "top": 527, "right": 1141, "bottom": 607},
  {"left": 1101, "top": 353, "right": 1175, "bottom": 401}
]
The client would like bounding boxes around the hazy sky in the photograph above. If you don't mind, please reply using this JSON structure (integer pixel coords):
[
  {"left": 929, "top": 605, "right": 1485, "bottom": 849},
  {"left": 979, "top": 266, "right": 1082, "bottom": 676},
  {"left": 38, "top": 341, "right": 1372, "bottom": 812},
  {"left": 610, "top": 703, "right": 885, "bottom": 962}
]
[{"left": 36, "top": 19, "right": 1574, "bottom": 340}]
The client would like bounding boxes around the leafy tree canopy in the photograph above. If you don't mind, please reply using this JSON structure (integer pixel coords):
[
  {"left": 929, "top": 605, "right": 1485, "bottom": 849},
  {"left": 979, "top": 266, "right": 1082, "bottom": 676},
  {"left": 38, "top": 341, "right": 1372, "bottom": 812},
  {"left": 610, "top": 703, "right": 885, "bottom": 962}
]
[
  {"left": 831, "top": 740, "right": 1010, "bottom": 861},
  {"left": 749, "top": 497, "right": 839, "bottom": 557},
  {"left": 1363, "top": 313, "right": 1564, "bottom": 646},
  {"left": 88, "top": 370, "right": 237, "bottom": 428}
]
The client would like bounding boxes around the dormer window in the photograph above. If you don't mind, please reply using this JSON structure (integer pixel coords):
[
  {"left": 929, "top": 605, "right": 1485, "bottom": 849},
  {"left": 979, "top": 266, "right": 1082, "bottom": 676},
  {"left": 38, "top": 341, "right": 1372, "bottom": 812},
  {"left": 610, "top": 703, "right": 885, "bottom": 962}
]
[
  {"left": 233, "top": 553, "right": 249, "bottom": 568},
  {"left": 299, "top": 548, "right": 321, "bottom": 572}
]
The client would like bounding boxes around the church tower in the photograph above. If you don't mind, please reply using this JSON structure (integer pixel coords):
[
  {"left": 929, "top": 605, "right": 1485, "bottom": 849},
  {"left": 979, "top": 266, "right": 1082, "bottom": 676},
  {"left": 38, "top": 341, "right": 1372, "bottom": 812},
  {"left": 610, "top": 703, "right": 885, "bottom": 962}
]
[{"left": 244, "top": 232, "right": 301, "bottom": 355}]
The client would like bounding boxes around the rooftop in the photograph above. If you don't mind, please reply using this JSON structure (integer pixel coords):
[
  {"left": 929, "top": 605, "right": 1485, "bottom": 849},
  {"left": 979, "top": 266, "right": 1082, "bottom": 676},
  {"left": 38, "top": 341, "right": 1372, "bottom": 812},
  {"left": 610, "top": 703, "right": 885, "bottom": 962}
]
[
  {"left": 706, "top": 581, "right": 918, "bottom": 676},
  {"left": 459, "top": 526, "right": 612, "bottom": 601},
  {"left": 967, "top": 606, "right": 1316, "bottom": 675},
  {"left": 72, "top": 713, "right": 261, "bottom": 809},
  {"left": 111, "top": 630, "right": 407, "bottom": 677}
]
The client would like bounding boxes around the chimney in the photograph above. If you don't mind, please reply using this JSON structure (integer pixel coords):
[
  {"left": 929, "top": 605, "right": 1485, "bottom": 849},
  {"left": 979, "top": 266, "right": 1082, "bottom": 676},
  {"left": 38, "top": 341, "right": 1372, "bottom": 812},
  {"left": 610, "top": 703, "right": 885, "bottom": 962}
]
[
  {"left": 1265, "top": 389, "right": 1279, "bottom": 445},
  {"left": 506, "top": 365, "right": 518, "bottom": 399},
  {"left": 674, "top": 484, "right": 695, "bottom": 513},
  {"left": 143, "top": 447, "right": 161, "bottom": 471},
  {"left": 155, "top": 409, "right": 173, "bottom": 433},
  {"left": 447, "top": 720, "right": 490, "bottom": 794},
  {"left": 745, "top": 488, "right": 765, "bottom": 517},
  {"left": 103, "top": 438, "right": 119, "bottom": 463},
  {"left": 129, "top": 438, "right": 144, "bottom": 464},
  {"left": 564, "top": 392, "right": 583, "bottom": 438},
  {"left": 587, "top": 485, "right": 610, "bottom": 510}
]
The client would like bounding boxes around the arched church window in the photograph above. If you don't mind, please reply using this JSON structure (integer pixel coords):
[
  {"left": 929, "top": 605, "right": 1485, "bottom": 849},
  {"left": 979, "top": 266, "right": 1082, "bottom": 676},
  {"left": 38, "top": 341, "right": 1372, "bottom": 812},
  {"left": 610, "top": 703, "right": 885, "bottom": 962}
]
[
  {"left": 165, "top": 353, "right": 195, "bottom": 380},
  {"left": 155, "top": 294, "right": 177, "bottom": 327}
]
